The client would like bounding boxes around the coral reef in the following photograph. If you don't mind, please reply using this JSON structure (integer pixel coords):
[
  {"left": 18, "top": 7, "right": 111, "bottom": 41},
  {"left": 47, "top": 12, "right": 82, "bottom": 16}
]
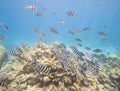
[
  {"left": 0, "top": 45, "right": 5, "bottom": 65},
  {"left": 0, "top": 42, "right": 120, "bottom": 91}
]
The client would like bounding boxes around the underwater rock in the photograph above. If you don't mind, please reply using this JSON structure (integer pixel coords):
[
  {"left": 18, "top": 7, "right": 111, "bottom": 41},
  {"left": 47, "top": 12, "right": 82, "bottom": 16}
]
[
  {"left": 0, "top": 45, "right": 5, "bottom": 65},
  {"left": 64, "top": 76, "right": 72, "bottom": 86},
  {"left": 0, "top": 87, "right": 14, "bottom": 91},
  {"left": 43, "top": 76, "right": 50, "bottom": 84}
]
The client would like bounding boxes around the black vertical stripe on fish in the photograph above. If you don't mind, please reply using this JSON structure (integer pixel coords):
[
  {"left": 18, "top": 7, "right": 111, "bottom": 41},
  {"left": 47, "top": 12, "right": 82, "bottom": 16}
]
[
  {"left": 60, "top": 59, "right": 72, "bottom": 72},
  {"left": 14, "top": 46, "right": 23, "bottom": 54},
  {"left": 6, "top": 50, "right": 17, "bottom": 56},
  {"left": 85, "top": 53, "right": 93, "bottom": 61},
  {"left": 70, "top": 46, "right": 81, "bottom": 59},
  {"left": 96, "top": 62, "right": 102, "bottom": 72},
  {"left": 29, "top": 54, "right": 36, "bottom": 64},
  {"left": 35, "top": 64, "right": 50, "bottom": 75},
  {"left": 87, "top": 66, "right": 96, "bottom": 75}
]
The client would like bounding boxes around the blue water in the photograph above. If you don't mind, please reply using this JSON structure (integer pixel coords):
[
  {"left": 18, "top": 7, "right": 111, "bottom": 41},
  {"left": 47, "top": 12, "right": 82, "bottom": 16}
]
[{"left": 0, "top": 0, "right": 120, "bottom": 54}]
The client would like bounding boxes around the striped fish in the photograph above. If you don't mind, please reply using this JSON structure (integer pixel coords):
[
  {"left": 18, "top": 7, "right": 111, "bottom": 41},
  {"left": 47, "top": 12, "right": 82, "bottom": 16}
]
[
  {"left": 59, "top": 52, "right": 69, "bottom": 60},
  {"left": 87, "top": 65, "right": 96, "bottom": 75},
  {"left": 26, "top": 5, "right": 38, "bottom": 13},
  {"left": 78, "top": 62, "right": 88, "bottom": 76},
  {"left": 6, "top": 50, "right": 17, "bottom": 56},
  {"left": 85, "top": 53, "right": 93, "bottom": 61},
  {"left": 35, "top": 63, "right": 50, "bottom": 75},
  {"left": 96, "top": 62, "right": 102, "bottom": 72},
  {"left": 14, "top": 46, "right": 23, "bottom": 54},
  {"left": 29, "top": 54, "right": 36, "bottom": 64},
  {"left": 70, "top": 46, "right": 81, "bottom": 59},
  {"left": 58, "top": 58, "right": 72, "bottom": 72},
  {"left": 26, "top": 5, "right": 42, "bottom": 16},
  {"left": 66, "top": 10, "right": 77, "bottom": 17}
]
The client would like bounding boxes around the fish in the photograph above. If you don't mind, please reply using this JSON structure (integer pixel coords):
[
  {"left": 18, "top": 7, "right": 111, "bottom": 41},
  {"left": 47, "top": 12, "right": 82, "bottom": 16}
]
[
  {"left": 29, "top": 54, "right": 36, "bottom": 64},
  {"left": 101, "top": 38, "right": 110, "bottom": 43},
  {"left": 85, "top": 53, "right": 93, "bottom": 61},
  {"left": 33, "top": 27, "right": 44, "bottom": 36},
  {"left": 6, "top": 50, "right": 17, "bottom": 56},
  {"left": 0, "top": 35, "right": 7, "bottom": 41},
  {"left": 58, "top": 20, "right": 66, "bottom": 25},
  {"left": 35, "top": 63, "right": 50, "bottom": 75},
  {"left": 58, "top": 58, "right": 72, "bottom": 72},
  {"left": 26, "top": 5, "right": 39, "bottom": 13},
  {"left": 14, "top": 46, "right": 23, "bottom": 54},
  {"left": 73, "top": 30, "right": 81, "bottom": 34},
  {"left": 0, "top": 23, "right": 8, "bottom": 30},
  {"left": 104, "top": 25, "right": 107, "bottom": 29},
  {"left": 70, "top": 46, "right": 79, "bottom": 56},
  {"left": 98, "top": 32, "right": 106, "bottom": 36},
  {"left": 93, "top": 49, "right": 102, "bottom": 53},
  {"left": 40, "top": 36, "right": 46, "bottom": 43},
  {"left": 20, "top": 42, "right": 28, "bottom": 49},
  {"left": 66, "top": 10, "right": 77, "bottom": 17},
  {"left": 26, "top": 5, "right": 41, "bottom": 16},
  {"left": 87, "top": 66, "right": 96, "bottom": 75},
  {"left": 75, "top": 38, "right": 82, "bottom": 42},
  {"left": 68, "top": 30, "right": 73, "bottom": 35},
  {"left": 78, "top": 63, "right": 86, "bottom": 76},
  {"left": 35, "top": 12, "right": 42, "bottom": 16},
  {"left": 38, "top": 0, "right": 42, "bottom": 2},
  {"left": 96, "top": 62, "right": 103, "bottom": 72},
  {"left": 70, "top": 46, "right": 82, "bottom": 59},
  {"left": 82, "top": 27, "right": 90, "bottom": 31},
  {"left": 49, "top": 27, "right": 58, "bottom": 34},
  {"left": 85, "top": 47, "right": 91, "bottom": 50},
  {"left": 77, "top": 43, "right": 82, "bottom": 47},
  {"left": 52, "top": 12, "right": 56, "bottom": 15}
]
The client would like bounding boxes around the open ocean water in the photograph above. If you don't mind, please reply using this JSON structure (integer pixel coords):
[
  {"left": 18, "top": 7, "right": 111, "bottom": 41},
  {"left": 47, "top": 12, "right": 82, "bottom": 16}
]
[
  {"left": 0, "top": 0, "right": 120, "bottom": 54},
  {"left": 0, "top": 0, "right": 120, "bottom": 91}
]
